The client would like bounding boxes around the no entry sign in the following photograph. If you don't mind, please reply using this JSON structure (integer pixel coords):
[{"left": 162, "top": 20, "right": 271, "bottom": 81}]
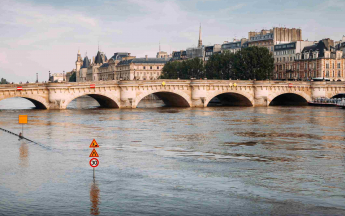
[
  {"left": 90, "top": 84, "right": 95, "bottom": 88},
  {"left": 90, "top": 158, "right": 99, "bottom": 168},
  {"left": 17, "top": 86, "right": 23, "bottom": 91}
]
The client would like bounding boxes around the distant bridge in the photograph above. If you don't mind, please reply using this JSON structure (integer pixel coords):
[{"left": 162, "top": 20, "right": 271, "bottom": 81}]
[{"left": 0, "top": 80, "right": 344, "bottom": 109}]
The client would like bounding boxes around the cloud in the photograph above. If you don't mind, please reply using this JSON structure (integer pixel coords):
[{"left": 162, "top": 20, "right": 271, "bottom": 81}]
[{"left": 0, "top": 0, "right": 344, "bottom": 83}]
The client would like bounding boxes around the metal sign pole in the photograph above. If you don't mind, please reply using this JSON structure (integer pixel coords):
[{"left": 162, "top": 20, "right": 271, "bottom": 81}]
[{"left": 93, "top": 167, "right": 95, "bottom": 182}]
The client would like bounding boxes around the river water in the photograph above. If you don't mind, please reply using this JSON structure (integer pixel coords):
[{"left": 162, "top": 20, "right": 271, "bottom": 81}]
[{"left": 0, "top": 97, "right": 345, "bottom": 215}]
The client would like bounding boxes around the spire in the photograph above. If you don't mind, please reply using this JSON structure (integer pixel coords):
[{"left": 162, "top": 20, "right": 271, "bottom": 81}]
[{"left": 198, "top": 23, "right": 202, "bottom": 48}]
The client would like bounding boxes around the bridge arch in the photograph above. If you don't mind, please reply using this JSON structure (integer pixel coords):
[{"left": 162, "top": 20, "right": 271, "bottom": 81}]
[
  {"left": 134, "top": 90, "right": 192, "bottom": 108},
  {"left": 268, "top": 92, "right": 311, "bottom": 106},
  {"left": 64, "top": 93, "right": 120, "bottom": 109},
  {"left": 205, "top": 91, "right": 254, "bottom": 107},
  {"left": 0, "top": 95, "right": 49, "bottom": 109}
]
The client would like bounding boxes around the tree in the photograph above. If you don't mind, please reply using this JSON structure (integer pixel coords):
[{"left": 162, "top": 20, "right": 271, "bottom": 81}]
[
  {"left": 205, "top": 51, "right": 236, "bottom": 79},
  {"left": 69, "top": 72, "right": 76, "bottom": 82},
  {"left": 232, "top": 47, "right": 274, "bottom": 80},
  {"left": 0, "top": 78, "right": 8, "bottom": 84},
  {"left": 161, "top": 58, "right": 205, "bottom": 79},
  {"left": 161, "top": 47, "right": 274, "bottom": 80}
]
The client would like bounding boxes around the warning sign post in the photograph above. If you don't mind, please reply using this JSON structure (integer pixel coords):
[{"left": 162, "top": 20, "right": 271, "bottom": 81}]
[{"left": 89, "top": 139, "right": 100, "bottom": 180}]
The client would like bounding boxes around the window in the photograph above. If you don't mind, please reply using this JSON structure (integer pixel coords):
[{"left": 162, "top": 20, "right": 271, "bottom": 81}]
[
  {"left": 333, "top": 71, "right": 335, "bottom": 77},
  {"left": 314, "top": 63, "right": 316, "bottom": 69},
  {"left": 326, "top": 64, "right": 329, "bottom": 69},
  {"left": 144, "top": 66, "right": 146, "bottom": 69},
  {"left": 326, "top": 71, "right": 329, "bottom": 77},
  {"left": 338, "top": 71, "right": 341, "bottom": 77},
  {"left": 290, "top": 57, "right": 292, "bottom": 61},
  {"left": 333, "top": 63, "right": 335, "bottom": 69},
  {"left": 283, "top": 57, "right": 285, "bottom": 62},
  {"left": 305, "top": 63, "right": 307, "bottom": 69},
  {"left": 150, "top": 66, "right": 152, "bottom": 69},
  {"left": 157, "top": 66, "right": 159, "bottom": 69},
  {"left": 338, "top": 63, "right": 341, "bottom": 68}
]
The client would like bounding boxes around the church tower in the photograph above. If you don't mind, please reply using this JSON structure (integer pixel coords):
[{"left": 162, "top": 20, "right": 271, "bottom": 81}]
[
  {"left": 75, "top": 50, "right": 83, "bottom": 81},
  {"left": 198, "top": 24, "right": 202, "bottom": 48}
]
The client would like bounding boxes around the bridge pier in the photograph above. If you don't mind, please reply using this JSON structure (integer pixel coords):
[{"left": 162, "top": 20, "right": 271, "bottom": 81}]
[{"left": 191, "top": 80, "right": 208, "bottom": 107}]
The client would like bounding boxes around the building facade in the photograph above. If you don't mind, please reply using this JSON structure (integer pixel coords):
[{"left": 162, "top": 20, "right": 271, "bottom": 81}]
[
  {"left": 292, "top": 39, "right": 345, "bottom": 81},
  {"left": 204, "top": 44, "right": 221, "bottom": 61},
  {"left": 115, "top": 56, "right": 170, "bottom": 80},
  {"left": 274, "top": 41, "right": 315, "bottom": 79},
  {"left": 248, "top": 27, "right": 302, "bottom": 52},
  {"left": 221, "top": 38, "right": 247, "bottom": 53}
]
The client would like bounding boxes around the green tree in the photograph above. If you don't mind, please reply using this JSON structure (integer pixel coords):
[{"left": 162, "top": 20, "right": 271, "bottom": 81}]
[
  {"left": 205, "top": 51, "right": 236, "bottom": 79},
  {"left": 232, "top": 47, "right": 274, "bottom": 80},
  {"left": 161, "top": 58, "right": 205, "bottom": 79},
  {"left": 69, "top": 72, "right": 76, "bottom": 82},
  {"left": 0, "top": 78, "right": 8, "bottom": 84}
]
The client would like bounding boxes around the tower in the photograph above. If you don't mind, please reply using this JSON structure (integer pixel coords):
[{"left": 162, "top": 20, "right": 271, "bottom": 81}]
[
  {"left": 76, "top": 49, "right": 83, "bottom": 81},
  {"left": 198, "top": 24, "right": 202, "bottom": 48}
]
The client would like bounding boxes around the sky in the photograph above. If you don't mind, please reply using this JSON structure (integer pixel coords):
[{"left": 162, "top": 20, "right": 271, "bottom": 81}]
[{"left": 0, "top": 0, "right": 344, "bottom": 82}]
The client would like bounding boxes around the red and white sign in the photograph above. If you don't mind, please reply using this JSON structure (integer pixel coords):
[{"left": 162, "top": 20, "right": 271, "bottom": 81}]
[
  {"left": 90, "top": 158, "right": 99, "bottom": 168},
  {"left": 90, "top": 84, "right": 95, "bottom": 88},
  {"left": 17, "top": 86, "right": 23, "bottom": 91},
  {"left": 288, "top": 83, "right": 293, "bottom": 88}
]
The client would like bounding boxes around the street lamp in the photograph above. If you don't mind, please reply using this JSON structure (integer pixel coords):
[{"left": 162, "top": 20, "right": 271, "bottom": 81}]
[
  {"left": 49, "top": 71, "right": 51, "bottom": 82},
  {"left": 63, "top": 71, "right": 65, "bottom": 82},
  {"left": 36, "top": 73, "right": 38, "bottom": 83}
]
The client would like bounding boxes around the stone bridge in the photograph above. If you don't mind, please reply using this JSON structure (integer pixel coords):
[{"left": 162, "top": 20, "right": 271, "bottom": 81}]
[{"left": 0, "top": 80, "right": 344, "bottom": 109}]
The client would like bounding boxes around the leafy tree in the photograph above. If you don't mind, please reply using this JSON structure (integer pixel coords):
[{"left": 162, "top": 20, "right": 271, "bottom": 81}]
[
  {"left": 161, "top": 58, "right": 205, "bottom": 79},
  {"left": 161, "top": 46, "right": 274, "bottom": 80},
  {"left": 232, "top": 47, "right": 274, "bottom": 80},
  {"left": 0, "top": 78, "right": 8, "bottom": 84},
  {"left": 69, "top": 72, "right": 76, "bottom": 82}
]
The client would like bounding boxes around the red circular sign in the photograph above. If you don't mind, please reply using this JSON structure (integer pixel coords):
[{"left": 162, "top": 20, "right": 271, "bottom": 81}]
[{"left": 89, "top": 158, "right": 99, "bottom": 168}]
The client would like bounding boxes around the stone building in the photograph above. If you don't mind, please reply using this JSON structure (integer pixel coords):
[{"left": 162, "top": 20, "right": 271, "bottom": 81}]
[
  {"left": 274, "top": 40, "right": 315, "bottom": 79},
  {"left": 204, "top": 44, "right": 221, "bottom": 61},
  {"left": 248, "top": 27, "right": 302, "bottom": 52},
  {"left": 171, "top": 50, "right": 187, "bottom": 61},
  {"left": 116, "top": 55, "right": 170, "bottom": 80},
  {"left": 293, "top": 39, "right": 345, "bottom": 81},
  {"left": 221, "top": 38, "right": 247, "bottom": 53}
]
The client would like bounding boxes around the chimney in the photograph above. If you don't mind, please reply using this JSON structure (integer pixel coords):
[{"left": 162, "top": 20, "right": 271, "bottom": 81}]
[{"left": 145, "top": 55, "right": 148, "bottom": 60}]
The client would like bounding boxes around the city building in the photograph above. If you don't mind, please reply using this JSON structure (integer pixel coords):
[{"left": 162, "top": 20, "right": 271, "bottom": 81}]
[
  {"left": 171, "top": 50, "right": 187, "bottom": 61},
  {"left": 335, "top": 36, "right": 345, "bottom": 55},
  {"left": 204, "top": 44, "right": 221, "bottom": 61},
  {"left": 274, "top": 40, "right": 315, "bottom": 79},
  {"left": 50, "top": 73, "right": 65, "bottom": 82},
  {"left": 293, "top": 39, "right": 345, "bottom": 81},
  {"left": 115, "top": 55, "right": 170, "bottom": 80},
  {"left": 221, "top": 38, "right": 247, "bottom": 53},
  {"left": 248, "top": 27, "right": 302, "bottom": 52}
]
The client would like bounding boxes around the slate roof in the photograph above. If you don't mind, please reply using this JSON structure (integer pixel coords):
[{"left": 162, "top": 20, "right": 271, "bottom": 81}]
[
  {"left": 95, "top": 51, "right": 103, "bottom": 64},
  {"left": 301, "top": 41, "right": 327, "bottom": 59},
  {"left": 81, "top": 57, "right": 90, "bottom": 68},
  {"left": 100, "top": 63, "right": 109, "bottom": 68},
  {"left": 117, "top": 58, "right": 171, "bottom": 66}
]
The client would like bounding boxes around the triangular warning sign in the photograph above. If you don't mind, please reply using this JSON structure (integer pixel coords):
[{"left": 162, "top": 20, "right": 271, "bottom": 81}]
[
  {"left": 89, "top": 139, "right": 99, "bottom": 148},
  {"left": 89, "top": 149, "right": 99, "bottom": 157}
]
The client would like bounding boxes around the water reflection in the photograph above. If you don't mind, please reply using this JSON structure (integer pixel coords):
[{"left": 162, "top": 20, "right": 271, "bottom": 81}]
[
  {"left": 19, "top": 141, "right": 29, "bottom": 168},
  {"left": 90, "top": 178, "right": 100, "bottom": 215}
]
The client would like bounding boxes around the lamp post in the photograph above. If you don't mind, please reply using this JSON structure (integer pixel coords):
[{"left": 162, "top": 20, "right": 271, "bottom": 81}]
[
  {"left": 49, "top": 71, "right": 51, "bottom": 82},
  {"left": 36, "top": 73, "right": 38, "bottom": 83},
  {"left": 63, "top": 71, "right": 65, "bottom": 82}
]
